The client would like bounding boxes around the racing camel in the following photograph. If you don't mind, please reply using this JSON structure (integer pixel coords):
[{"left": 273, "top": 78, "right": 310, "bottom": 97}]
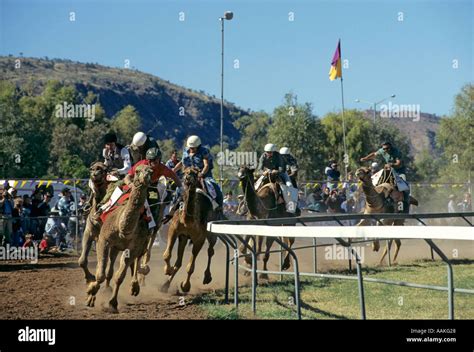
[
  {"left": 85, "top": 165, "right": 153, "bottom": 313},
  {"left": 237, "top": 165, "right": 295, "bottom": 278},
  {"left": 355, "top": 166, "right": 418, "bottom": 265},
  {"left": 160, "top": 167, "right": 218, "bottom": 293}
]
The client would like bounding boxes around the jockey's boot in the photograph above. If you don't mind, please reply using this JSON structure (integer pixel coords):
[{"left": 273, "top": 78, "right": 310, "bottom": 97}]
[{"left": 90, "top": 208, "right": 103, "bottom": 227}]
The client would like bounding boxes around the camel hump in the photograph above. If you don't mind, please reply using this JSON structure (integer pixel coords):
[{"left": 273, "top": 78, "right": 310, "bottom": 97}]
[{"left": 374, "top": 182, "right": 394, "bottom": 198}]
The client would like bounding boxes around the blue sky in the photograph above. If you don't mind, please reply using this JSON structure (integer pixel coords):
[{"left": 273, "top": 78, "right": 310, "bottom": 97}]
[{"left": 1, "top": 0, "right": 472, "bottom": 116}]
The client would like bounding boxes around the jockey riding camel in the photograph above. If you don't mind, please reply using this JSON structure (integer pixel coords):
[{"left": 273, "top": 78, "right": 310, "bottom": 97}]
[{"left": 360, "top": 141, "right": 410, "bottom": 212}]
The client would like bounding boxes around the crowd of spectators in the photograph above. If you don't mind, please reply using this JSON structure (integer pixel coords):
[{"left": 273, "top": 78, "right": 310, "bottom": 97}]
[{"left": 0, "top": 183, "right": 87, "bottom": 252}]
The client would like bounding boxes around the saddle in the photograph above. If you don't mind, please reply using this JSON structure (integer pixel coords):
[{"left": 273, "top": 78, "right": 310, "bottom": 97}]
[{"left": 99, "top": 185, "right": 153, "bottom": 227}]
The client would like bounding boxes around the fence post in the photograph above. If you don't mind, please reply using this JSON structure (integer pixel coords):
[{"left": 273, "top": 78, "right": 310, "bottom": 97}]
[{"left": 73, "top": 179, "right": 79, "bottom": 251}]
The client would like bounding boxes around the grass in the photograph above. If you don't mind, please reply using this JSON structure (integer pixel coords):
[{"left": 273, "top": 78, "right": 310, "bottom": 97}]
[{"left": 192, "top": 259, "right": 474, "bottom": 320}]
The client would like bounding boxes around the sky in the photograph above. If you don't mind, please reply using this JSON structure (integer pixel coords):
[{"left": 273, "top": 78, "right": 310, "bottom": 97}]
[{"left": 0, "top": 0, "right": 472, "bottom": 117}]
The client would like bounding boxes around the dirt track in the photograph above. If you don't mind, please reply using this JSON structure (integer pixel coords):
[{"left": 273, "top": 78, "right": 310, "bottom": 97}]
[{"left": 0, "top": 229, "right": 472, "bottom": 319}]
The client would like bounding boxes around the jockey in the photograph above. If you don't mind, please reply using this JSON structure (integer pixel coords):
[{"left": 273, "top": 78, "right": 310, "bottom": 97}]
[
  {"left": 279, "top": 147, "right": 299, "bottom": 188},
  {"left": 102, "top": 132, "right": 131, "bottom": 177},
  {"left": 257, "top": 144, "right": 298, "bottom": 213},
  {"left": 128, "top": 131, "right": 161, "bottom": 166},
  {"left": 125, "top": 147, "right": 182, "bottom": 188},
  {"left": 360, "top": 141, "right": 410, "bottom": 211},
  {"left": 173, "top": 135, "right": 223, "bottom": 210},
  {"left": 257, "top": 143, "right": 292, "bottom": 187}
]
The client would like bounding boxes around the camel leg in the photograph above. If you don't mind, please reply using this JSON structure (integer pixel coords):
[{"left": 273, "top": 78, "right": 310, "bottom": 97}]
[
  {"left": 107, "top": 252, "right": 133, "bottom": 313},
  {"left": 260, "top": 236, "right": 275, "bottom": 280},
  {"left": 161, "top": 234, "right": 187, "bottom": 292},
  {"left": 392, "top": 239, "right": 401, "bottom": 264},
  {"left": 130, "top": 256, "right": 140, "bottom": 297},
  {"left": 180, "top": 237, "right": 205, "bottom": 293},
  {"left": 378, "top": 240, "right": 392, "bottom": 265},
  {"left": 105, "top": 246, "right": 119, "bottom": 290},
  {"left": 282, "top": 237, "right": 295, "bottom": 271},
  {"left": 203, "top": 234, "right": 217, "bottom": 285},
  {"left": 86, "top": 237, "right": 108, "bottom": 308},
  {"left": 256, "top": 236, "right": 264, "bottom": 261},
  {"left": 78, "top": 219, "right": 97, "bottom": 283},
  {"left": 163, "top": 222, "right": 179, "bottom": 276},
  {"left": 139, "top": 229, "right": 157, "bottom": 276}
]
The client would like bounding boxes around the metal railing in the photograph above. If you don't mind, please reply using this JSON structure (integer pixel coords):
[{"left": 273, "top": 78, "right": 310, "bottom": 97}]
[{"left": 207, "top": 212, "right": 474, "bottom": 320}]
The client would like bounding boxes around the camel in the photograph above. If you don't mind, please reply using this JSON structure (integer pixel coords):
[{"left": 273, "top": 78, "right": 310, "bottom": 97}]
[
  {"left": 137, "top": 177, "right": 170, "bottom": 284},
  {"left": 237, "top": 165, "right": 295, "bottom": 278},
  {"left": 78, "top": 161, "right": 108, "bottom": 283},
  {"left": 160, "top": 167, "right": 218, "bottom": 293},
  {"left": 85, "top": 165, "right": 153, "bottom": 313},
  {"left": 355, "top": 166, "right": 418, "bottom": 265}
]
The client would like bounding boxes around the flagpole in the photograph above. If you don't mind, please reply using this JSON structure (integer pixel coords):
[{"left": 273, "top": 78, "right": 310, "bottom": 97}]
[{"left": 339, "top": 39, "right": 348, "bottom": 180}]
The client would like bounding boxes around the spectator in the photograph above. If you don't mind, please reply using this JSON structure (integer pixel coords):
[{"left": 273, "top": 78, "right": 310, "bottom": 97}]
[
  {"left": 447, "top": 194, "right": 457, "bottom": 213},
  {"left": 306, "top": 187, "right": 326, "bottom": 212},
  {"left": 326, "top": 189, "right": 344, "bottom": 213},
  {"left": 166, "top": 150, "right": 183, "bottom": 178},
  {"left": 457, "top": 193, "right": 472, "bottom": 212},
  {"left": 35, "top": 192, "right": 52, "bottom": 240},
  {"left": 0, "top": 184, "right": 14, "bottom": 245},
  {"left": 223, "top": 191, "right": 238, "bottom": 214},
  {"left": 12, "top": 197, "right": 25, "bottom": 246},
  {"left": 325, "top": 161, "right": 341, "bottom": 191}
]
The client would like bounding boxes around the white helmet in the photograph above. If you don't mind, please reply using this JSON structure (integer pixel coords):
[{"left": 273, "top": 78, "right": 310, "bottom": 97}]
[
  {"left": 279, "top": 147, "right": 290, "bottom": 155},
  {"left": 264, "top": 143, "right": 277, "bottom": 152},
  {"left": 187, "top": 135, "right": 201, "bottom": 148},
  {"left": 132, "top": 132, "right": 147, "bottom": 147},
  {"left": 371, "top": 162, "right": 380, "bottom": 170}
]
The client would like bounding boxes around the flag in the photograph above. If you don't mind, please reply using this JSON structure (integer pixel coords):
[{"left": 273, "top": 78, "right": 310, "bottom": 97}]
[{"left": 329, "top": 40, "right": 342, "bottom": 81}]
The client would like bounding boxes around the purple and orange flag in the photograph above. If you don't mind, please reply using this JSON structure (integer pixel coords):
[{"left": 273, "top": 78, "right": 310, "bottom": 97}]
[{"left": 329, "top": 40, "right": 342, "bottom": 81}]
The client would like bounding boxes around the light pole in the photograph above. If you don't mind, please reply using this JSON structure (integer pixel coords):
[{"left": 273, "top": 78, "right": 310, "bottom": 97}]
[
  {"left": 355, "top": 94, "right": 396, "bottom": 123},
  {"left": 219, "top": 11, "right": 233, "bottom": 187}
]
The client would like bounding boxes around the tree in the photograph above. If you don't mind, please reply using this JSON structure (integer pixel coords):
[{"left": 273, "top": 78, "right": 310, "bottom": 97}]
[
  {"left": 268, "top": 93, "right": 327, "bottom": 180},
  {"left": 436, "top": 84, "right": 473, "bottom": 184},
  {"left": 111, "top": 105, "right": 141, "bottom": 144},
  {"left": 233, "top": 111, "right": 271, "bottom": 153}
]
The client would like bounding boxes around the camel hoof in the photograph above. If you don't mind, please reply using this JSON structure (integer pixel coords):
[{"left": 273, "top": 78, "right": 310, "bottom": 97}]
[
  {"left": 203, "top": 271, "right": 212, "bottom": 285},
  {"left": 130, "top": 281, "right": 140, "bottom": 296},
  {"left": 281, "top": 261, "right": 291, "bottom": 271},
  {"left": 160, "top": 282, "right": 170, "bottom": 293},
  {"left": 244, "top": 257, "right": 252, "bottom": 266},
  {"left": 180, "top": 281, "right": 191, "bottom": 293},
  {"left": 104, "top": 302, "right": 119, "bottom": 314},
  {"left": 138, "top": 265, "right": 150, "bottom": 276},
  {"left": 86, "top": 295, "right": 96, "bottom": 308},
  {"left": 164, "top": 265, "right": 174, "bottom": 276},
  {"left": 85, "top": 273, "right": 96, "bottom": 283},
  {"left": 372, "top": 241, "right": 380, "bottom": 252},
  {"left": 259, "top": 273, "right": 269, "bottom": 280}
]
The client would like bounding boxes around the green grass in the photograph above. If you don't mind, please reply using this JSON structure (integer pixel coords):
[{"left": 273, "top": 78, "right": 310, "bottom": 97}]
[{"left": 193, "top": 259, "right": 474, "bottom": 320}]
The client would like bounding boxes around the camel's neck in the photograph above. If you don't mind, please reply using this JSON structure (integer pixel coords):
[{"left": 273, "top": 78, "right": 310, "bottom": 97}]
[
  {"left": 120, "top": 181, "right": 148, "bottom": 234},
  {"left": 181, "top": 185, "right": 199, "bottom": 223},
  {"left": 241, "top": 176, "right": 262, "bottom": 218},
  {"left": 361, "top": 178, "right": 384, "bottom": 208}
]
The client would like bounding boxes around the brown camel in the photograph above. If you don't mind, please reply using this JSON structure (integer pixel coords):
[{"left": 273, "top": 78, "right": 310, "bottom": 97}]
[
  {"left": 85, "top": 165, "right": 153, "bottom": 313},
  {"left": 237, "top": 166, "right": 295, "bottom": 278},
  {"left": 160, "top": 167, "right": 218, "bottom": 293},
  {"left": 355, "top": 167, "right": 418, "bottom": 265},
  {"left": 137, "top": 177, "right": 170, "bottom": 285},
  {"left": 78, "top": 161, "right": 108, "bottom": 283}
]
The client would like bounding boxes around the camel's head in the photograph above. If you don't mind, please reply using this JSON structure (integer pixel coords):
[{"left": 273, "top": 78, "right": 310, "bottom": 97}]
[
  {"left": 237, "top": 165, "right": 255, "bottom": 182},
  {"left": 355, "top": 167, "right": 371, "bottom": 182},
  {"left": 134, "top": 165, "right": 153, "bottom": 187},
  {"left": 183, "top": 167, "right": 200, "bottom": 188},
  {"left": 89, "top": 161, "right": 108, "bottom": 183}
]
